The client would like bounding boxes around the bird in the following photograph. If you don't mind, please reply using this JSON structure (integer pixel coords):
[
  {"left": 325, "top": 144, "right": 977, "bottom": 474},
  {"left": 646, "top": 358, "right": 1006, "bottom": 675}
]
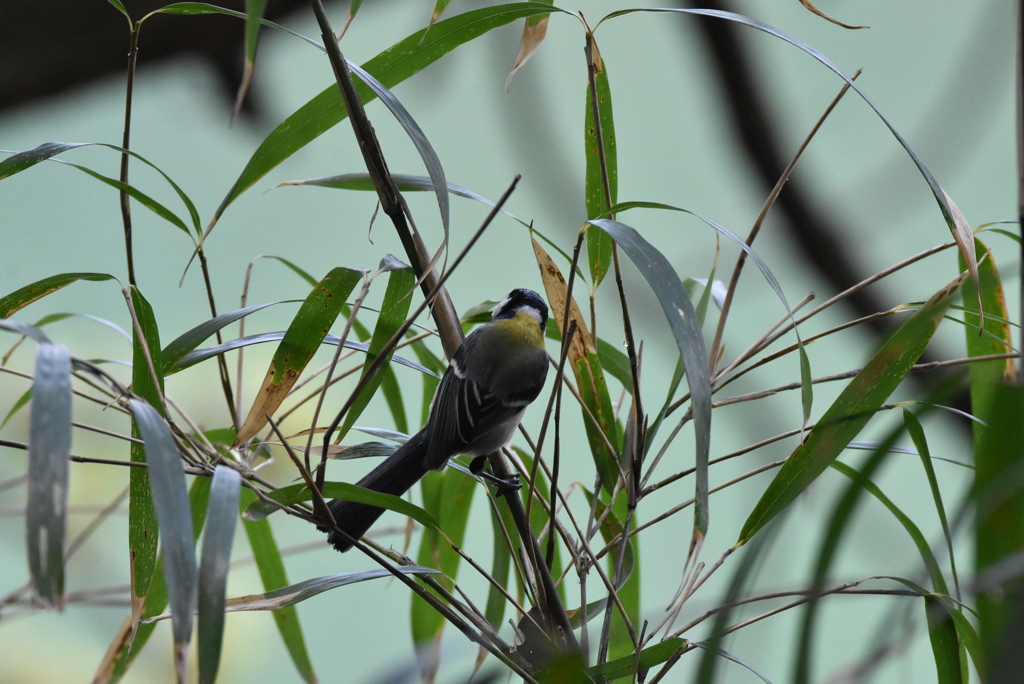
[{"left": 321, "top": 288, "right": 550, "bottom": 552}]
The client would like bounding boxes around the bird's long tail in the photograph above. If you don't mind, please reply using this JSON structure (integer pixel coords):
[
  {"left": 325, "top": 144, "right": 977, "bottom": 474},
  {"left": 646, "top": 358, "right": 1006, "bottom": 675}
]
[{"left": 320, "top": 429, "right": 430, "bottom": 552}]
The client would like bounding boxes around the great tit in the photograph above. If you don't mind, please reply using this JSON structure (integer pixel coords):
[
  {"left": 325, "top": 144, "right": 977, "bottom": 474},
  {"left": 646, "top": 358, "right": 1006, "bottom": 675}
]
[{"left": 322, "top": 288, "right": 550, "bottom": 552}]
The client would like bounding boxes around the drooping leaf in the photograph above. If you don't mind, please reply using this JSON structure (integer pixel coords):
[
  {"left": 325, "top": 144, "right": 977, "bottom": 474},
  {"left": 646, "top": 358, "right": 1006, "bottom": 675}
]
[
  {"left": 212, "top": 3, "right": 553, "bottom": 220},
  {"left": 129, "top": 399, "right": 196, "bottom": 678},
  {"left": 26, "top": 343, "right": 72, "bottom": 608},
  {"left": 197, "top": 466, "right": 241, "bottom": 684},
  {"left": 587, "top": 219, "right": 710, "bottom": 558}
]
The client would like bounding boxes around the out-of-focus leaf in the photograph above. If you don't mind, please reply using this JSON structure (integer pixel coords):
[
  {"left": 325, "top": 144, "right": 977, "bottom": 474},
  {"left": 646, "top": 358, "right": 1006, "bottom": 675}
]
[
  {"left": 738, "top": 273, "right": 965, "bottom": 546},
  {"left": 587, "top": 638, "right": 686, "bottom": 680},
  {"left": 229, "top": 0, "right": 267, "bottom": 122},
  {"left": 212, "top": 3, "right": 552, "bottom": 221},
  {"left": 197, "top": 466, "right": 241, "bottom": 684},
  {"left": 333, "top": 260, "right": 414, "bottom": 443},
  {"left": 235, "top": 267, "right": 362, "bottom": 444},
  {"left": 904, "top": 409, "right": 959, "bottom": 597},
  {"left": 129, "top": 399, "right": 195, "bottom": 677},
  {"left": 829, "top": 460, "right": 946, "bottom": 594},
  {"left": 974, "top": 383, "right": 1024, "bottom": 676},
  {"left": 961, "top": 237, "right": 1016, "bottom": 451},
  {"left": 412, "top": 466, "right": 476, "bottom": 672},
  {"left": 584, "top": 37, "right": 617, "bottom": 288},
  {"left": 924, "top": 596, "right": 963, "bottom": 684},
  {"left": 596, "top": 336, "right": 632, "bottom": 392},
  {"left": 588, "top": 218, "right": 710, "bottom": 557},
  {"left": 0, "top": 273, "right": 116, "bottom": 318},
  {"left": 239, "top": 488, "right": 315, "bottom": 683},
  {"left": 26, "top": 343, "right": 72, "bottom": 608},
  {"left": 0, "top": 319, "right": 52, "bottom": 344},
  {"left": 160, "top": 301, "right": 289, "bottom": 373}
]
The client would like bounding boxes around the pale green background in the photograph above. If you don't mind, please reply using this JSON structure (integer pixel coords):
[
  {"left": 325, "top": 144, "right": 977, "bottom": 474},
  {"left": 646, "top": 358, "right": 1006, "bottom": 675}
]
[{"left": 0, "top": 0, "right": 1014, "bottom": 682}]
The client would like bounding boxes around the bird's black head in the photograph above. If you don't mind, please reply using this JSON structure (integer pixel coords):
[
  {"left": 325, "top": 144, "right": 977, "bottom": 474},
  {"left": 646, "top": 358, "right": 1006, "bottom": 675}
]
[{"left": 492, "top": 288, "right": 549, "bottom": 330}]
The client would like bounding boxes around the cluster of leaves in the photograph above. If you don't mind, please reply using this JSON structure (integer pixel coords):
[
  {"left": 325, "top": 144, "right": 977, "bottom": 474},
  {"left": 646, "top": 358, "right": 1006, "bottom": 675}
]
[{"left": 0, "top": 2, "right": 1021, "bottom": 684}]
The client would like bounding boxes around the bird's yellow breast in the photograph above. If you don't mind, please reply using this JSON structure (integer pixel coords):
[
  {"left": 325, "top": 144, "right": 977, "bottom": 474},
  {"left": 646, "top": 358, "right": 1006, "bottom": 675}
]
[{"left": 490, "top": 311, "right": 546, "bottom": 348}]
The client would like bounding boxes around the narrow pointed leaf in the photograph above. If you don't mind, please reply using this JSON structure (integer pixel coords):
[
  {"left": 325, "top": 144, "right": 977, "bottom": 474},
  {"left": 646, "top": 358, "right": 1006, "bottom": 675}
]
[
  {"left": 586, "top": 638, "right": 686, "bottom": 680},
  {"left": 532, "top": 236, "right": 621, "bottom": 492},
  {"left": 334, "top": 261, "right": 414, "bottom": 443},
  {"left": 130, "top": 399, "right": 196, "bottom": 649},
  {"left": 197, "top": 466, "right": 241, "bottom": 684},
  {"left": 588, "top": 219, "right": 711, "bottom": 550},
  {"left": 242, "top": 481, "right": 440, "bottom": 534},
  {"left": 0, "top": 319, "right": 52, "bottom": 344},
  {"left": 26, "top": 343, "right": 72, "bottom": 608},
  {"left": 128, "top": 288, "right": 163, "bottom": 636},
  {"left": 93, "top": 477, "right": 211, "bottom": 684},
  {"left": 213, "top": 3, "right": 554, "bottom": 219},
  {"left": 169, "top": 331, "right": 433, "bottom": 376},
  {"left": 239, "top": 488, "right": 315, "bottom": 683},
  {"left": 160, "top": 301, "right": 289, "bottom": 373},
  {"left": 738, "top": 273, "right": 965, "bottom": 545},
  {"left": 235, "top": 267, "right": 362, "bottom": 443},
  {"left": 0, "top": 272, "right": 116, "bottom": 318},
  {"left": 584, "top": 38, "right": 617, "bottom": 287}
]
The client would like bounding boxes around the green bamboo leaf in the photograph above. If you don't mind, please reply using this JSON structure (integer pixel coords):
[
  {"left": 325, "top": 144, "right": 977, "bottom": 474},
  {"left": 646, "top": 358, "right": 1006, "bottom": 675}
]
[
  {"left": 0, "top": 272, "right": 116, "bottom": 319},
  {"left": 235, "top": 267, "right": 362, "bottom": 443},
  {"left": 738, "top": 273, "right": 966, "bottom": 546},
  {"left": 26, "top": 344, "right": 72, "bottom": 608},
  {"left": 587, "top": 638, "right": 686, "bottom": 680},
  {"left": 924, "top": 596, "right": 962, "bottom": 684},
  {"left": 412, "top": 467, "right": 477, "bottom": 655},
  {"left": 95, "top": 478, "right": 210, "bottom": 683},
  {"left": 596, "top": 336, "right": 632, "bottom": 392},
  {"left": 160, "top": 301, "right": 290, "bottom": 373},
  {"left": 587, "top": 218, "right": 711, "bottom": 551},
  {"left": 242, "top": 481, "right": 440, "bottom": 534},
  {"left": 197, "top": 466, "right": 241, "bottom": 684},
  {"left": 960, "top": 237, "right": 1016, "bottom": 455},
  {"left": 212, "top": 3, "right": 554, "bottom": 220},
  {"left": 129, "top": 399, "right": 196, "bottom": 663},
  {"left": 974, "top": 383, "right": 1024, "bottom": 676},
  {"left": 334, "top": 259, "right": 414, "bottom": 443},
  {"left": 904, "top": 409, "right": 959, "bottom": 598},
  {"left": 169, "top": 330, "right": 433, "bottom": 377},
  {"left": 829, "top": 460, "right": 947, "bottom": 594},
  {"left": 128, "top": 288, "right": 163, "bottom": 640},
  {"left": 484, "top": 491, "right": 516, "bottom": 632},
  {"left": 239, "top": 488, "right": 315, "bottom": 683},
  {"left": 584, "top": 37, "right": 617, "bottom": 287},
  {"left": 0, "top": 143, "right": 201, "bottom": 235}
]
